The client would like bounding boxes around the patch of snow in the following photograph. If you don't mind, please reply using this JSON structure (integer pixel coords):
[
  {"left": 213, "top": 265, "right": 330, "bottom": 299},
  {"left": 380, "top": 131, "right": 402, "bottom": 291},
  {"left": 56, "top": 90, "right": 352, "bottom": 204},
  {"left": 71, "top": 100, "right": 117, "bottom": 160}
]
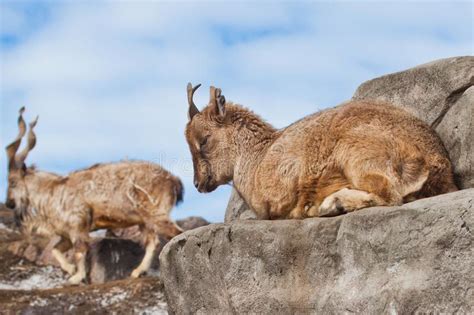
[
  {"left": 30, "top": 298, "right": 49, "bottom": 307},
  {"left": 90, "top": 229, "right": 107, "bottom": 238},
  {"left": 0, "top": 266, "right": 65, "bottom": 290},
  {"left": 0, "top": 223, "right": 13, "bottom": 231},
  {"left": 100, "top": 291, "right": 129, "bottom": 307},
  {"left": 135, "top": 303, "right": 168, "bottom": 315}
]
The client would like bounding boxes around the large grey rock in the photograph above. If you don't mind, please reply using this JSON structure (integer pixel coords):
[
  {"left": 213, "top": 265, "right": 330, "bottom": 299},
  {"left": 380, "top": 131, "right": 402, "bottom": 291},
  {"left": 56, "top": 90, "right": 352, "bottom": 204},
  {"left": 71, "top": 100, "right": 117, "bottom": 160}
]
[
  {"left": 176, "top": 216, "right": 210, "bottom": 230},
  {"left": 160, "top": 189, "right": 474, "bottom": 314},
  {"left": 353, "top": 56, "right": 474, "bottom": 189}
]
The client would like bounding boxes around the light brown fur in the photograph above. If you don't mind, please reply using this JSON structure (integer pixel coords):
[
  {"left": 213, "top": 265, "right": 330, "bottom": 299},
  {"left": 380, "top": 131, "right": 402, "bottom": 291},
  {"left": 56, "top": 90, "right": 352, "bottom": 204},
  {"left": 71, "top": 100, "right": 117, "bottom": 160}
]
[
  {"left": 5, "top": 109, "right": 183, "bottom": 284},
  {"left": 185, "top": 84, "right": 457, "bottom": 220}
]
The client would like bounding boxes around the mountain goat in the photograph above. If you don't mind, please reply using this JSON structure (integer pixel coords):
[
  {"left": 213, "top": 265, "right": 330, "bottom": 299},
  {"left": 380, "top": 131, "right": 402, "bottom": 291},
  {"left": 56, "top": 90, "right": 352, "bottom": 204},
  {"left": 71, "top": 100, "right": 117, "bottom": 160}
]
[
  {"left": 5, "top": 108, "right": 184, "bottom": 284},
  {"left": 185, "top": 83, "right": 457, "bottom": 219}
]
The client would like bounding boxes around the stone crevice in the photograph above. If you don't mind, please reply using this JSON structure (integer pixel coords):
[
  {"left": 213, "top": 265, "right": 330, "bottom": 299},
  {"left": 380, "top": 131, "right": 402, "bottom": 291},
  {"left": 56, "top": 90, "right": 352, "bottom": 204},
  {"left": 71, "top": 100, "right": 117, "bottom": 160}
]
[{"left": 432, "top": 79, "right": 474, "bottom": 129}]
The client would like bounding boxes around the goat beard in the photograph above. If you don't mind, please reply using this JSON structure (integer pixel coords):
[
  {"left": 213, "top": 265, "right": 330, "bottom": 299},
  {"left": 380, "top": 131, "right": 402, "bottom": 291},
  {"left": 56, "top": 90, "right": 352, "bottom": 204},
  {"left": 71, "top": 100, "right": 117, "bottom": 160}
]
[{"left": 13, "top": 202, "right": 30, "bottom": 229}]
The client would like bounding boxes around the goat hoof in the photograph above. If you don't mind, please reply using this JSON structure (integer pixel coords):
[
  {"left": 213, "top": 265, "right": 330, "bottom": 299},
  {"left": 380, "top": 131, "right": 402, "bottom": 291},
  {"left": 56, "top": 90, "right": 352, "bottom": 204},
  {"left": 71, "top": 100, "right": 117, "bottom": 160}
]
[
  {"left": 318, "top": 197, "right": 345, "bottom": 217},
  {"left": 64, "top": 264, "right": 76, "bottom": 276},
  {"left": 131, "top": 269, "right": 143, "bottom": 279},
  {"left": 68, "top": 274, "right": 85, "bottom": 285}
]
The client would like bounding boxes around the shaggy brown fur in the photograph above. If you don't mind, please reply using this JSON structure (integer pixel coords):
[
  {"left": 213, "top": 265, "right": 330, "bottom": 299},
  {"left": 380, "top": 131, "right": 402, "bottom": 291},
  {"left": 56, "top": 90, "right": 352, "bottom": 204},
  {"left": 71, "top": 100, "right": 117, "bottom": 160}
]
[
  {"left": 5, "top": 108, "right": 183, "bottom": 284},
  {"left": 185, "top": 84, "right": 457, "bottom": 220}
]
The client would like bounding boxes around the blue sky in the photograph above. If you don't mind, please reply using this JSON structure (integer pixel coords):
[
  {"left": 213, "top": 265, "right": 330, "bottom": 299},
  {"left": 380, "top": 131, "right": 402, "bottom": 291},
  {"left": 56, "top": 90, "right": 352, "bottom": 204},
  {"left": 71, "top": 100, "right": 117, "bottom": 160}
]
[{"left": 0, "top": 1, "right": 472, "bottom": 222}]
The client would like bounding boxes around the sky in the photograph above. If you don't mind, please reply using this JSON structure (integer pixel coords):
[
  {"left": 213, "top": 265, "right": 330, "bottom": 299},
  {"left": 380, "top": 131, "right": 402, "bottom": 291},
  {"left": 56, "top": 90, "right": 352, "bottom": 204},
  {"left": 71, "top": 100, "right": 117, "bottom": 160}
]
[{"left": 0, "top": 1, "right": 472, "bottom": 222}]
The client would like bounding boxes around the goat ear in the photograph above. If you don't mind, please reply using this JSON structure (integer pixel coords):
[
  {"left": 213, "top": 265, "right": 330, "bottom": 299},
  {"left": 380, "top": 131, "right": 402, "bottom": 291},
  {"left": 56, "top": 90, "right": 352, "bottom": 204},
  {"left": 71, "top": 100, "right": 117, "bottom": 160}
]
[{"left": 210, "top": 86, "right": 226, "bottom": 118}]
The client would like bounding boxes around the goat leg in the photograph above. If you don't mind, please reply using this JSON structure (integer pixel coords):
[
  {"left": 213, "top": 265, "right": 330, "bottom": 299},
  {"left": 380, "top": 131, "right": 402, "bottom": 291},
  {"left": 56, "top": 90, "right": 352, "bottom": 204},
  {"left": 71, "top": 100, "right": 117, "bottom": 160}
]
[{"left": 131, "top": 232, "right": 158, "bottom": 278}]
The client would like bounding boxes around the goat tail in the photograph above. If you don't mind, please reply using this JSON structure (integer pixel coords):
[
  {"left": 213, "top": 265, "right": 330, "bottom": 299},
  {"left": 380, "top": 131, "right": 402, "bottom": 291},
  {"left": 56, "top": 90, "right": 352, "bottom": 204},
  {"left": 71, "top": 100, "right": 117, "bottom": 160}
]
[{"left": 175, "top": 178, "right": 184, "bottom": 206}]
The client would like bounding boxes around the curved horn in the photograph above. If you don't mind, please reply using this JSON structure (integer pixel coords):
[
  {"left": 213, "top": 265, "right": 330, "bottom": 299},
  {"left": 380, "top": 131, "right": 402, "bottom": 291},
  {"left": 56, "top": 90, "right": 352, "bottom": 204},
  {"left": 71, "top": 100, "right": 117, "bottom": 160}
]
[
  {"left": 5, "top": 107, "right": 27, "bottom": 170},
  {"left": 187, "top": 82, "right": 201, "bottom": 120},
  {"left": 15, "top": 115, "right": 39, "bottom": 168}
]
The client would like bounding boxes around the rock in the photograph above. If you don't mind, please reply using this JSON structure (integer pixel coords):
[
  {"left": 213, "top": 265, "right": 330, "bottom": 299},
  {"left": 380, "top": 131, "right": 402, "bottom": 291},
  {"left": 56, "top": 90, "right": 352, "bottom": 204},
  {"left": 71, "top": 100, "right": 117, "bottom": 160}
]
[
  {"left": 89, "top": 216, "right": 209, "bottom": 283},
  {"left": 224, "top": 189, "right": 256, "bottom": 222},
  {"left": 353, "top": 56, "right": 474, "bottom": 189},
  {"left": 160, "top": 189, "right": 474, "bottom": 314},
  {"left": 436, "top": 86, "right": 474, "bottom": 189},
  {"left": 176, "top": 216, "right": 210, "bottom": 230},
  {"left": 88, "top": 238, "right": 166, "bottom": 284}
]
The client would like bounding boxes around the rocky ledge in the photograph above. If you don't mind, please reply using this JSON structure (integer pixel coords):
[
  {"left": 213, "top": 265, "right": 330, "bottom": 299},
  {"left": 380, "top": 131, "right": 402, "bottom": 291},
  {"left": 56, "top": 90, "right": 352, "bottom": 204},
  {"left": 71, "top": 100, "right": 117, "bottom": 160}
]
[{"left": 160, "top": 189, "right": 473, "bottom": 314}]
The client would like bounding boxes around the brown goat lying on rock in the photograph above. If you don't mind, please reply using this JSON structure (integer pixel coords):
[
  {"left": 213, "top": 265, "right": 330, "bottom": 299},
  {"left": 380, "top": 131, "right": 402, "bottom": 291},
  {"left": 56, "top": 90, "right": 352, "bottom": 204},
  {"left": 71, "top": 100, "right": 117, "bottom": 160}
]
[
  {"left": 5, "top": 108, "right": 183, "bottom": 284},
  {"left": 185, "top": 83, "right": 457, "bottom": 219}
]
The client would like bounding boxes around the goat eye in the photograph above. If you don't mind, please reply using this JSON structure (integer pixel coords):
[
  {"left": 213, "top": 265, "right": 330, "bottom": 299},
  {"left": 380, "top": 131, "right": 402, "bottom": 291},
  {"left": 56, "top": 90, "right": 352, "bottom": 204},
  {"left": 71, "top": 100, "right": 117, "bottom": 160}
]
[{"left": 200, "top": 136, "right": 209, "bottom": 147}]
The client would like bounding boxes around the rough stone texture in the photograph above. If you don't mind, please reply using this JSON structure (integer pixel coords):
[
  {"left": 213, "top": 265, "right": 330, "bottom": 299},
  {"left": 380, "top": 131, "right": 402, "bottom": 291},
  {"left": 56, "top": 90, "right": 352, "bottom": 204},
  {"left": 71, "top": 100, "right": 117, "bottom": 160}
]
[
  {"left": 353, "top": 56, "right": 474, "bottom": 189},
  {"left": 160, "top": 189, "right": 474, "bottom": 314},
  {"left": 224, "top": 189, "right": 256, "bottom": 223},
  {"left": 176, "top": 216, "right": 210, "bottom": 230},
  {"left": 436, "top": 86, "right": 474, "bottom": 189}
]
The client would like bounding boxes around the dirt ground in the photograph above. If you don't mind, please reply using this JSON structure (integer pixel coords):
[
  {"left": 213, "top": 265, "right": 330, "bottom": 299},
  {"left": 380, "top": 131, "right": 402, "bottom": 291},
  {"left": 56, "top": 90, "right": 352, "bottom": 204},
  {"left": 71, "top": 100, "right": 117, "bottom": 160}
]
[{"left": 0, "top": 212, "right": 168, "bottom": 315}]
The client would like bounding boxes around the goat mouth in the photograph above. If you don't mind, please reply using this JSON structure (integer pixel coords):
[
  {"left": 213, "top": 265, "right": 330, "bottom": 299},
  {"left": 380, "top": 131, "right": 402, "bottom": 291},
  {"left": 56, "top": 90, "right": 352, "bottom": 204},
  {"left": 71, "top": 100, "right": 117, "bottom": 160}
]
[{"left": 198, "top": 182, "right": 218, "bottom": 193}]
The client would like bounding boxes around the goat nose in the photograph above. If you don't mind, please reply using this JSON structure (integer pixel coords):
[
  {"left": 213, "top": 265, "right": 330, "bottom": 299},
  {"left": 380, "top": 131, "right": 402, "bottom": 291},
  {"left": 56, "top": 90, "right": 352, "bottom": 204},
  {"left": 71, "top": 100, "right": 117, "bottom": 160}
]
[
  {"left": 194, "top": 179, "right": 199, "bottom": 189},
  {"left": 6, "top": 199, "right": 15, "bottom": 209}
]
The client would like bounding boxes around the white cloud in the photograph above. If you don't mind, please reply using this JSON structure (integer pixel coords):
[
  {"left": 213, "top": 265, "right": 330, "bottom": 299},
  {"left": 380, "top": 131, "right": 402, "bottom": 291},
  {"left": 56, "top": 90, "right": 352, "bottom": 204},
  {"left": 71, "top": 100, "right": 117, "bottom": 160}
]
[{"left": 1, "top": 1, "right": 472, "bottom": 222}]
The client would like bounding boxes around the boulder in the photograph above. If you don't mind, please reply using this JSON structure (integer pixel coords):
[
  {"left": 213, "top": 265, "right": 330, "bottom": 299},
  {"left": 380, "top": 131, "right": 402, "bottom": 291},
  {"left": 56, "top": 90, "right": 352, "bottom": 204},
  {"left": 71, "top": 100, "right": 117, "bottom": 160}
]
[
  {"left": 176, "top": 216, "right": 210, "bottom": 230},
  {"left": 353, "top": 56, "right": 473, "bottom": 189},
  {"left": 88, "top": 237, "right": 167, "bottom": 284},
  {"left": 160, "top": 189, "right": 474, "bottom": 314}
]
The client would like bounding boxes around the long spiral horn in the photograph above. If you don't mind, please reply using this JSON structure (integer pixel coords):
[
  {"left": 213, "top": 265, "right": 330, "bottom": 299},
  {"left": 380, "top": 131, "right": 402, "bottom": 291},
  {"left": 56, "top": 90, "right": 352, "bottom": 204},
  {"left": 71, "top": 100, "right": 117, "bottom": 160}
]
[
  {"left": 15, "top": 115, "right": 39, "bottom": 168},
  {"left": 5, "top": 107, "right": 27, "bottom": 170}
]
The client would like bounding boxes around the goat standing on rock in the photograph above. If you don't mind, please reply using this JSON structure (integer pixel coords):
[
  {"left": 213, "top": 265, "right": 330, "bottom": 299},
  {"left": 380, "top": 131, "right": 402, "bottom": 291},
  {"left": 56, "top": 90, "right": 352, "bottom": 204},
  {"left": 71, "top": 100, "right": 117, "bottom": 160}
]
[
  {"left": 5, "top": 108, "right": 184, "bottom": 284},
  {"left": 185, "top": 83, "right": 457, "bottom": 219}
]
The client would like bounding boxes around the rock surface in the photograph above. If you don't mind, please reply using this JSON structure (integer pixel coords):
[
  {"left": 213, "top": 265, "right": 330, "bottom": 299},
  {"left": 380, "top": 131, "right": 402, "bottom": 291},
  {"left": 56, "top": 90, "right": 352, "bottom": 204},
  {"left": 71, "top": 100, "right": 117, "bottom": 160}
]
[
  {"left": 225, "top": 56, "right": 474, "bottom": 221},
  {"left": 176, "top": 216, "right": 211, "bottom": 230},
  {"left": 224, "top": 189, "right": 255, "bottom": 223},
  {"left": 160, "top": 189, "right": 474, "bottom": 314},
  {"left": 353, "top": 56, "right": 474, "bottom": 189}
]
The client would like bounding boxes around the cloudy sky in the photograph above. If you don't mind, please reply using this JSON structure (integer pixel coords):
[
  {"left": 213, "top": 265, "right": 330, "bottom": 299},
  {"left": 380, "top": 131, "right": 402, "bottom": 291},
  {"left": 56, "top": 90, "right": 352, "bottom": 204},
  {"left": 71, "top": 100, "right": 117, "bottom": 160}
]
[{"left": 0, "top": 1, "right": 472, "bottom": 222}]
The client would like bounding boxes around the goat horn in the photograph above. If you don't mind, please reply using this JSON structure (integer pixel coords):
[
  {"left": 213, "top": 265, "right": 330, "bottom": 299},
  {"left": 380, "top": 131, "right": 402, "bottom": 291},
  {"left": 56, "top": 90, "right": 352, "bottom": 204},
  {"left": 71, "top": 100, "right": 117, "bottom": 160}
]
[
  {"left": 5, "top": 107, "right": 27, "bottom": 170},
  {"left": 187, "top": 83, "right": 201, "bottom": 120},
  {"left": 15, "top": 115, "right": 39, "bottom": 168}
]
